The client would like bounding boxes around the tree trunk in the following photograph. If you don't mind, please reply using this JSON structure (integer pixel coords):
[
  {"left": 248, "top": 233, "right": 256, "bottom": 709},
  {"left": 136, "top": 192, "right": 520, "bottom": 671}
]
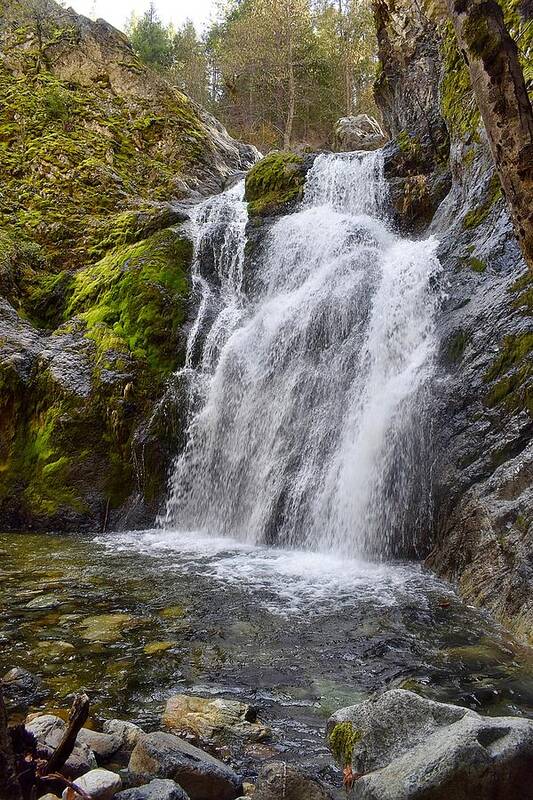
[
  {"left": 446, "top": 0, "right": 533, "bottom": 269},
  {"left": 0, "top": 685, "right": 22, "bottom": 800},
  {"left": 284, "top": 37, "right": 295, "bottom": 149}
]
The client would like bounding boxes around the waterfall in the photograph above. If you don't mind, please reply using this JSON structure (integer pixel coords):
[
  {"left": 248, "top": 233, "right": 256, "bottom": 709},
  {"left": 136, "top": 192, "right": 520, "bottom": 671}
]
[{"left": 164, "top": 151, "right": 441, "bottom": 558}]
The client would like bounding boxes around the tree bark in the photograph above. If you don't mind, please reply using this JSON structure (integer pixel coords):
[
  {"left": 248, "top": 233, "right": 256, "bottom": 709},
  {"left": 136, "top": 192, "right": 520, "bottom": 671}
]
[
  {"left": 0, "top": 685, "right": 22, "bottom": 800},
  {"left": 284, "top": 32, "right": 295, "bottom": 149},
  {"left": 446, "top": 0, "right": 533, "bottom": 269}
]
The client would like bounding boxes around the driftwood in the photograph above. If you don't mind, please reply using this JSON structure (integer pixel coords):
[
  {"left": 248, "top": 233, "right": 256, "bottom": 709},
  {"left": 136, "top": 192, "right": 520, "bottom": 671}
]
[
  {"left": 43, "top": 692, "right": 90, "bottom": 776},
  {"left": 0, "top": 684, "right": 22, "bottom": 800}
]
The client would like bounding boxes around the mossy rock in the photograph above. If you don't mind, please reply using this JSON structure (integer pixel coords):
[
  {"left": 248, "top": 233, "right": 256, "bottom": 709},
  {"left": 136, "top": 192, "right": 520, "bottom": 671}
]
[
  {"left": 245, "top": 151, "right": 305, "bottom": 216},
  {"left": 328, "top": 721, "right": 362, "bottom": 766},
  {"left": 65, "top": 228, "right": 192, "bottom": 373}
]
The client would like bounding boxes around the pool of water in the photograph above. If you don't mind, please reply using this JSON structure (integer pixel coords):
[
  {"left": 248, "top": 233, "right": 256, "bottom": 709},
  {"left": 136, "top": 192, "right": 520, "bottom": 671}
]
[{"left": 1, "top": 529, "right": 533, "bottom": 781}]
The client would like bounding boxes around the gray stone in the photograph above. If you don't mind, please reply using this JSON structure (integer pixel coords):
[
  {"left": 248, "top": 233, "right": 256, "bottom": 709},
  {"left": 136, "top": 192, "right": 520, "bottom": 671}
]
[
  {"left": 103, "top": 719, "right": 143, "bottom": 751},
  {"left": 328, "top": 689, "right": 533, "bottom": 800},
  {"left": 78, "top": 728, "right": 122, "bottom": 762},
  {"left": 2, "top": 666, "right": 43, "bottom": 708},
  {"left": 334, "top": 115, "right": 387, "bottom": 152},
  {"left": 253, "top": 762, "right": 333, "bottom": 800},
  {"left": 128, "top": 731, "right": 243, "bottom": 800},
  {"left": 61, "top": 768, "right": 122, "bottom": 799},
  {"left": 116, "top": 778, "right": 190, "bottom": 799}
]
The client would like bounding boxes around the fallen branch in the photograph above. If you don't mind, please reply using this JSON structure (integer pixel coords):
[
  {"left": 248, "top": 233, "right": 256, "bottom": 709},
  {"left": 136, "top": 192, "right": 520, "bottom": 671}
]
[{"left": 42, "top": 693, "right": 90, "bottom": 776}]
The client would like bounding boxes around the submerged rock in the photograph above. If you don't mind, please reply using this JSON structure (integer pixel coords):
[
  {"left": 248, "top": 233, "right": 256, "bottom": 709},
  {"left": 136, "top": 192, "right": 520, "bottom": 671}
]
[
  {"left": 116, "top": 778, "right": 190, "bottom": 799},
  {"left": 253, "top": 762, "right": 333, "bottom": 800},
  {"left": 328, "top": 689, "right": 533, "bottom": 799},
  {"left": 162, "top": 694, "right": 269, "bottom": 744},
  {"left": 128, "top": 731, "right": 243, "bottom": 800}
]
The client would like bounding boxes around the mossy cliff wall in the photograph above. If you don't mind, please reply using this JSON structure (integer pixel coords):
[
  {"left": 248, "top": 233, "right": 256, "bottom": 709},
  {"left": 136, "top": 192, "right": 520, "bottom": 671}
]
[
  {"left": 372, "top": 0, "right": 532, "bottom": 641},
  {"left": 0, "top": 0, "right": 257, "bottom": 530}
]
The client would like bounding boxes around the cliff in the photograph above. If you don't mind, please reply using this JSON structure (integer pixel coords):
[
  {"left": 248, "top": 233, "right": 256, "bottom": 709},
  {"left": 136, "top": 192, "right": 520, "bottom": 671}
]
[
  {"left": 0, "top": 0, "right": 257, "bottom": 530},
  {"left": 373, "top": 0, "right": 532, "bottom": 641}
]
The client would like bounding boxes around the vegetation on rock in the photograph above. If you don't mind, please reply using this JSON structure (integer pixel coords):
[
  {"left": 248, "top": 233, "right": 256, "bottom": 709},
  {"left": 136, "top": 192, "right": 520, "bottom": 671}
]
[{"left": 244, "top": 151, "right": 305, "bottom": 216}]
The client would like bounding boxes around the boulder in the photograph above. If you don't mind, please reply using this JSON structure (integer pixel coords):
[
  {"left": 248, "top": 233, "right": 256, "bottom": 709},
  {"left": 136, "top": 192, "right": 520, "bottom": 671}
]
[
  {"left": 61, "top": 768, "right": 122, "bottom": 799},
  {"left": 252, "top": 762, "right": 332, "bottom": 800},
  {"left": 327, "top": 689, "right": 533, "bottom": 799},
  {"left": 116, "top": 778, "right": 190, "bottom": 799},
  {"left": 333, "top": 115, "right": 387, "bottom": 152},
  {"left": 2, "top": 666, "right": 43, "bottom": 708},
  {"left": 77, "top": 728, "right": 122, "bottom": 763},
  {"left": 103, "top": 719, "right": 144, "bottom": 751},
  {"left": 128, "top": 731, "right": 243, "bottom": 800},
  {"left": 26, "top": 714, "right": 97, "bottom": 778},
  {"left": 162, "top": 695, "right": 269, "bottom": 744}
]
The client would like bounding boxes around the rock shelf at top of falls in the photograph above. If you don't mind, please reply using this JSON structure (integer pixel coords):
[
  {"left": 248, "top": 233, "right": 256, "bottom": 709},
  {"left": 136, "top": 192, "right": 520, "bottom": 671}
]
[{"left": 163, "top": 151, "right": 442, "bottom": 560}]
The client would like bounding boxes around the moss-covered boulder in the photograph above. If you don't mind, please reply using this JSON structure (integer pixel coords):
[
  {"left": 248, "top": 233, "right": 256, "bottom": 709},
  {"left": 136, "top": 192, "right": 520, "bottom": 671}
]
[
  {"left": 0, "top": 226, "right": 193, "bottom": 530},
  {"left": 0, "top": 0, "right": 258, "bottom": 530},
  {"left": 244, "top": 151, "right": 305, "bottom": 217}
]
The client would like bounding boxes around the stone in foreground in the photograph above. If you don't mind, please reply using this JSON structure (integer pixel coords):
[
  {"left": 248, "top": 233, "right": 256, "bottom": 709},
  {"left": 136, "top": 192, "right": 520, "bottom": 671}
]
[
  {"left": 252, "top": 761, "right": 333, "bottom": 800},
  {"left": 328, "top": 689, "right": 533, "bottom": 799},
  {"left": 104, "top": 719, "right": 144, "bottom": 751},
  {"left": 162, "top": 694, "right": 269, "bottom": 743},
  {"left": 61, "top": 767, "right": 122, "bottom": 799},
  {"left": 128, "top": 731, "right": 243, "bottom": 800},
  {"left": 116, "top": 778, "right": 189, "bottom": 799}
]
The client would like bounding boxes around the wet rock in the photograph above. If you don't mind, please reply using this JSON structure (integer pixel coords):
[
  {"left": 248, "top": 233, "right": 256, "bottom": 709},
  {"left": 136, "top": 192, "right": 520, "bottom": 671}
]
[
  {"left": 116, "top": 778, "right": 190, "bottom": 799},
  {"left": 79, "top": 614, "right": 138, "bottom": 643},
  {"left": 2, "top": 666, "right": 43, "bottom": 708},
  {"left": 327, "top": 689, "right": 533, "bottom": 799},
  {"left": 162, "top": 695, "right": 269, "bottom": 744},
  {"left": 128, "top": 731, "right": 243, "bottom": 800},
  {"left": 334, "top": 115, "right": 387, "bottom": 152},
  {"left": 103, "top": 720, "right": 143, "bottom": 751},
  {"left": 78, "top": 728, "right": 122, "bottom": 763},
  {"left": 253, "top": 762, "right": 332, "bottom": 800},
  {"left": 61, "top": 768, "right": 122, "bottom": 799},
  {"left": 144, "top": 642, "right": 174, "bottom": 655},
  {"left": 25, "top": 594, "right": 61, "bottom": 610}
]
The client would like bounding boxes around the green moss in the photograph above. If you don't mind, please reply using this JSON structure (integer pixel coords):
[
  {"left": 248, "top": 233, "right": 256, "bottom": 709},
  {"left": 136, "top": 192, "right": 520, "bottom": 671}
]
[
  {"left": 511, "top": 271, "right": 533, "bottom": 315},
  {"left": 245, "top": 151, "right": 305, "bottom": 216},
  {"left": 446, "top": 329, "right": 470, "bottom": 362},
  {"left": 484, "top": 333, "right": 533, "bottom": 415},
  {"left": 328, "top": 721, "right": 362, "bottom": 766},
  {"left": 397, "top": 130, "right": 420, "bottom": 157},
  {"left": 440, "top": 20, "right": 480, "bottom": 139},
  {"left": 463, "top": 256, "right": 486, "bottom": 272},
  {"left": 463, "top": 173, "right": 502, "bottom": 229},
  {"left": 65, "top": 229, "right": 192, "bottom": 372}
]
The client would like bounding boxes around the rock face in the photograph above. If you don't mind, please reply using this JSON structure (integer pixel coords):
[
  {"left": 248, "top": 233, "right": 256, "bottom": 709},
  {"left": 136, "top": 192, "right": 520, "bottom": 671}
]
[
  {"left": 162, "top": 695, "right": 269, "bottom": 745},
  {"left": 128, "top": 731, "right": 243, "bottom": 800},
  {"left": 328, "top": 689, "right": 533, "bottom": 800},
  {"left": 333, "top": 115, "right": 387, "bottom": 152},
  {"left": 373, "top": 0, "right": 533, "bottom": 641},
  {"left": 0, "top": 0, "right": 257, "bottom": 532}
]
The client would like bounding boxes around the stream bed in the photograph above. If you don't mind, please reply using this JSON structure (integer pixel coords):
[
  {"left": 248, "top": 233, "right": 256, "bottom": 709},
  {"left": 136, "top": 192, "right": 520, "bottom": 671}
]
[{"left": 2, "top": 529, "right": 533, "bottom": 779}]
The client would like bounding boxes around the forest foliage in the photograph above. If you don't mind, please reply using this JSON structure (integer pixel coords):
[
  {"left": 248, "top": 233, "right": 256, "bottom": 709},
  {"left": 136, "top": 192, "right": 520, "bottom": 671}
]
[{"left": 126, "top": 0, "right": 379, "bottom": 151}]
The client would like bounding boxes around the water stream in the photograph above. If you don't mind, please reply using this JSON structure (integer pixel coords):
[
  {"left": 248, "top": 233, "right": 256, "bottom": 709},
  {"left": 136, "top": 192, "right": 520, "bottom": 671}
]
[{"left": 165, "top": 152, "right": 440, "bottom": 556}]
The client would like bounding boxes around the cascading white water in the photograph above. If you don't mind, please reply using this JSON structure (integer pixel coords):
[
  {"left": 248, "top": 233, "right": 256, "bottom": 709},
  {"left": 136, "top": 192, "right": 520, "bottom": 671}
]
[{"left": 164, "top": 151, "right": 441, "bottom": 558}]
